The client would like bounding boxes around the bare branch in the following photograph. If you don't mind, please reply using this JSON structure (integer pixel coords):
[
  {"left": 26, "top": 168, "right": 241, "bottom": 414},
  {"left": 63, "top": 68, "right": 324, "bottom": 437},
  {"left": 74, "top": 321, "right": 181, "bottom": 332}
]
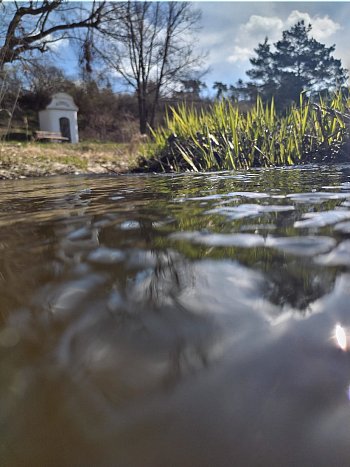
[{"left": 0, "top": 1, "right": 107, "bottom": 69}]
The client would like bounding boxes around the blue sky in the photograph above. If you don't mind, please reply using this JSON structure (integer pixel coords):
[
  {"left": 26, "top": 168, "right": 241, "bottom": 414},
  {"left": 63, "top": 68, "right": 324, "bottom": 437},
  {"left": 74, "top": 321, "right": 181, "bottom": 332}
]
[{"left": 54, "top": 2, "right": 350, "bottom": 94}]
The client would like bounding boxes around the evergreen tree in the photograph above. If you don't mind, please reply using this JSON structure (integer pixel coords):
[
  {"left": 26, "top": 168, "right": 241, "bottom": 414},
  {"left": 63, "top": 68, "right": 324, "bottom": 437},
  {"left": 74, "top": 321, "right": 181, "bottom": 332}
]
[
  {"left": 229, "top": 79, "right": 258, "bottom": 102},
  {"left": 246, "top": 20, "right": 348, "bottom": 107},
  {"left": 213, "top": 82, "right": 228, "bottom": 99},
  {"left": 246, "top": 38, "right": 276, "bottom": 101}
]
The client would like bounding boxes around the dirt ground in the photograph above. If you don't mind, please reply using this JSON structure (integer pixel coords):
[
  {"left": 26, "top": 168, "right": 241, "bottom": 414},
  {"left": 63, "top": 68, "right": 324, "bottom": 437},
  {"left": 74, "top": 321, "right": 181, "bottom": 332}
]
[{"left": 0, "top": 141, "right": 146, "bottom": 179}]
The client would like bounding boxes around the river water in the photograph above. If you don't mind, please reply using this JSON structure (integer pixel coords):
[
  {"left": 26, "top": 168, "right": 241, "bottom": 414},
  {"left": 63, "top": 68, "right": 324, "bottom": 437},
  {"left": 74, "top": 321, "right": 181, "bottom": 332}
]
[{"left": 1, "top": 165, "right": 350, "bottom": 466}]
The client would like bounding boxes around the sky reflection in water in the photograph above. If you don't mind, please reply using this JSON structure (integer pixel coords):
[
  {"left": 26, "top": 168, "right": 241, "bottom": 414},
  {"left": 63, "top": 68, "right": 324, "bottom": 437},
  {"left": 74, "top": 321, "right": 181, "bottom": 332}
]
[{"left": 1, "top": 165, "right": 350, "bottom": 466}]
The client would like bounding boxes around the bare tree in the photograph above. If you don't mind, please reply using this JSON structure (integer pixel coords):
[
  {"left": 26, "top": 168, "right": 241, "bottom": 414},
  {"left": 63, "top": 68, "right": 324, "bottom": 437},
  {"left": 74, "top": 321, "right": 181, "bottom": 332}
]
[
  {"left": 97, "top": 2, "right": 204, "bottom": 134},
  {"left": 0, "top": 1, "right": 108, "bottom": 71}
]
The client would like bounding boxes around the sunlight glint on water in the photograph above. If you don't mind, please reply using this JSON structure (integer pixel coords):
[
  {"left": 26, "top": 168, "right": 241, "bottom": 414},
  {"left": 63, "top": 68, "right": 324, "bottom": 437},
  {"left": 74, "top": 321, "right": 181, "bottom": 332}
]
[{"left": 1, "top": 165, "right": 350, "bottom": 466}]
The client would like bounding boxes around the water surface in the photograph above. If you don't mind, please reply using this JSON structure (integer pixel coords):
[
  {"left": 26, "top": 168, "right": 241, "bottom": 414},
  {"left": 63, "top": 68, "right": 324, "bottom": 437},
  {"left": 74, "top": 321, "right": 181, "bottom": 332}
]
[{"left": 2, "top": 165, "right": 350, "bottom": 466}]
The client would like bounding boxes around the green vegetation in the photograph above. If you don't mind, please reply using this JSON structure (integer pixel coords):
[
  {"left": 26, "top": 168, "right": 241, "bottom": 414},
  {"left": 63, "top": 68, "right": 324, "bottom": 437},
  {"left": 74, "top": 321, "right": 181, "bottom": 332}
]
[{"left": 138, "top": 91, "right": 350, "bottom": 172}]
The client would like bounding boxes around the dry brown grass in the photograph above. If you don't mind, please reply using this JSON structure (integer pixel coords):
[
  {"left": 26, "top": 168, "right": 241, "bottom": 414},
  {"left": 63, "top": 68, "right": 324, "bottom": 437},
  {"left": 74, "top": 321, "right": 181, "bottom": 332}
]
[{"left": 0, "top": 140, "right": 147, "bottom": 179}]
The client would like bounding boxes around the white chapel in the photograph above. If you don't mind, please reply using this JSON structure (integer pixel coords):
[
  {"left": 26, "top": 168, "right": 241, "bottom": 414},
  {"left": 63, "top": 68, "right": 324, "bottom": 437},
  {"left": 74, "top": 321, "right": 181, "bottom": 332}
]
[{"left": 39, "top": 92, "right": 79, "bottom": 143}]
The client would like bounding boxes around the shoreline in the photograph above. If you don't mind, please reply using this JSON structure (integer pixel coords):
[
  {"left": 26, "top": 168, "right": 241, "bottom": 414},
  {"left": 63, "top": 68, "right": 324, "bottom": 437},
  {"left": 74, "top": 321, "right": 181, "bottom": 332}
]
[
  {"left": 0, "top": 162, "right": 127, "bottom": 180},
  {"left": 2, "top": 141, "right": 349, "bottom": 181},
  {"left": 0, "top": 141, "right": 143, "bottom": 180}
]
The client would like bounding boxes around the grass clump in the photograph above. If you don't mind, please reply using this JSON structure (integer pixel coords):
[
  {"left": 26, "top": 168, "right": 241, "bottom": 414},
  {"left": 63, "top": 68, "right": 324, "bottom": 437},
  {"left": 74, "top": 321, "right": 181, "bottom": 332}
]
[{"left": 137, "top": 91, "right": 350, "bottom": 172}]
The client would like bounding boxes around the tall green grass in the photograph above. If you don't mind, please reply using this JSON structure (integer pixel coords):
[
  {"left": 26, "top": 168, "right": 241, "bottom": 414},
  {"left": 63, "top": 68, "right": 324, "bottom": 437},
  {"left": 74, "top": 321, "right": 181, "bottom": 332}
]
[{"left": 142, "top": 91, "right": 350, "bottom": 172}]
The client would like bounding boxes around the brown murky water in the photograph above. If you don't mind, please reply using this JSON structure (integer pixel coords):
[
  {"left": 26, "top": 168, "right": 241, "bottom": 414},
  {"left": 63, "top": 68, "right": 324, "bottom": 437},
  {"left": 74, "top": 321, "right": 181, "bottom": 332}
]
[{"left": 2, "top": 165, "right": 350, "bottom": 466}]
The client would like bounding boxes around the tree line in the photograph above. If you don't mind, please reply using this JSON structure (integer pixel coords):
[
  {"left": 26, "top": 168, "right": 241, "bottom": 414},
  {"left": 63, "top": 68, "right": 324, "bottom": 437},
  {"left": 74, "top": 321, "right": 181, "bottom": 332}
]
[
  {"left": 1, "top": 60, "right": 213, "bottom": 142},
  {"left": 1, "top": 2, "right": 348, "bottom": 140},
  {"left": 0, "top": 1, "right": 205, "bottom": 135}
]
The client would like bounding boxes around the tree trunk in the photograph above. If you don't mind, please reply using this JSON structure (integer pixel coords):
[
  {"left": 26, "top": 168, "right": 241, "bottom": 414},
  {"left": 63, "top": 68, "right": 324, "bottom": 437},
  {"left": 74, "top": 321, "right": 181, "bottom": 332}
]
[
  {"left": 139, "top": 111, "right": 148, "bottom": 134},
  {"left": 137, "top": 89, "right": 148, "bottom": 134}
]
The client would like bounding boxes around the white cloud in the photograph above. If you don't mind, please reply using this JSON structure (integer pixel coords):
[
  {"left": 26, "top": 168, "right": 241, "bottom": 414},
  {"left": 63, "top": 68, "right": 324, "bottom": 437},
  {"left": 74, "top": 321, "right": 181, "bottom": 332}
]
[
  {"left": 47, "top": 37, "right": 69, "bottom": 52},
  {"left": 227, "top": 46, "right": 253, "bottom": 64},
  {"left": 286, "top": 10, "right": 341, "bottom": 41},
  {"left": 198, "top": 31, "right": 224, "bottom": 48},
  {"left": 35, "top": 32, "right": 70, "bottom": 53},
  {"left": 286, "top": 10, "right": 314, "bottom": 29},
  {"left": 241, "top": 15, "right": 284, "bottom": 41}
]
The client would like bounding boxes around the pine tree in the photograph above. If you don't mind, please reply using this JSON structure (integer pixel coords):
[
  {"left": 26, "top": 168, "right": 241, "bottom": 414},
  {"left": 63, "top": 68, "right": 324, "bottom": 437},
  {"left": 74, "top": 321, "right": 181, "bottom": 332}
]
[
  {"left": 213, "top": 81, "right": 228, "bottom": 99},
  {"left": 246, "top": 20, "right": 348, "bottom": 107}
]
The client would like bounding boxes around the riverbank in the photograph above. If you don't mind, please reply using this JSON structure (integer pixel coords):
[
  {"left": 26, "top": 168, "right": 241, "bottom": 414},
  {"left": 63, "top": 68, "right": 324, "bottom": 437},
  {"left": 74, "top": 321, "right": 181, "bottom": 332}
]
[
  {"left": 146, "top": 95, "right": 350, "bottom": 172},
  {"left": 0, "top": 141, "right": 144, "bottom": 179}
]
